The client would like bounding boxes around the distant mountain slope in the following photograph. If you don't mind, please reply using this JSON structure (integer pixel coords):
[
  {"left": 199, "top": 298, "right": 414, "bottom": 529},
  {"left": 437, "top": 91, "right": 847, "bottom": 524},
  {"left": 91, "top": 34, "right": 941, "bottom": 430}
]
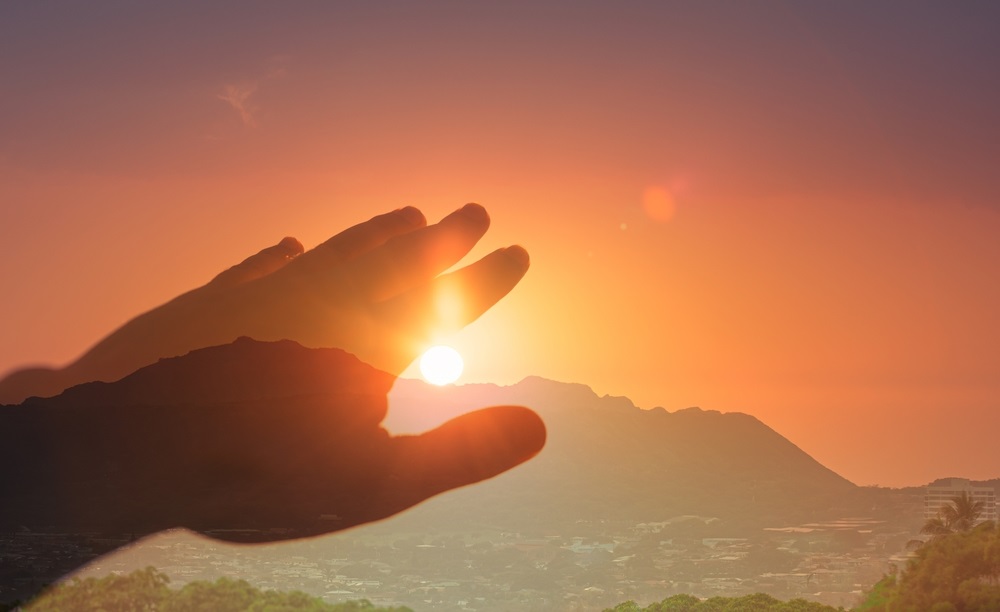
[
  {"left": 6, "top": 339, "right": 862, "bottom": 535},
  {"left": 386, "top": 376, "right": 858, "bottom": 531}
]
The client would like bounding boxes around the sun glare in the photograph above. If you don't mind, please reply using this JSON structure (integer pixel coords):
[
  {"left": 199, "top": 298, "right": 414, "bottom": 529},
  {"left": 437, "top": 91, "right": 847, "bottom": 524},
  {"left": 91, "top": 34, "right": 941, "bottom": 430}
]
[{"left": 419, "top": 345, "right": 464, "bottom": 386}]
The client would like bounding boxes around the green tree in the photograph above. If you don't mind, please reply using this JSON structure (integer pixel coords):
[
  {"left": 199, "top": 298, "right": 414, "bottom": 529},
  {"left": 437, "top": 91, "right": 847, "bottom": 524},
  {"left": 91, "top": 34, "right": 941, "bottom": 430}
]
[
  {"left": 163, "top": 576, "right": 260, "bottom": 612},
  {"left": 777, "top": 598, "right": 845, "bottom": 611},
  {"left": 725, "top": 593, "right": 784, "bottom": 611},
  {"left": 855, "top": 574, "right": 895, "bottom": 611},
  {"left": 24, "top": 567, "right": 413, "bottom": 612},
  {"left": 605, "top": 593, "right": 842, "bottom": 612},
  {"left": 646, "top": 593, "right": 701, "bottom": 611},
  {"left": 25, "top": 567, "right": 170, "bottom": 611},
  {"left": 694, "top": 597, "right": 728, "bottom": 612},
  {"left": 921, "top": 491, "right": 986, "bottom": 540},
  {"left": 606, "top": 601, "right": 643, "bottom": 612},
  {"left": 860, "top": 521, "right": 1000, "bottom": 611},
  {"left": 940, "top": 491, "right": 986, "bottom": 533}
]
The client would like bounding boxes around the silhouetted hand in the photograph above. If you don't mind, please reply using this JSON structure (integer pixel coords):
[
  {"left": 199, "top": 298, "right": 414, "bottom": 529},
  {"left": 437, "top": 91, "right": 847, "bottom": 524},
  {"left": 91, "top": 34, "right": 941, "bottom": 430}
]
[
  {"left": 0, "top": 204, "right": 527, "bottom": 403},
  {"left": 3, "top": 338, "right": 545, "bottom": 542},
  {"left": 0, "top": 204, "right": 544, "bottom": 567}
]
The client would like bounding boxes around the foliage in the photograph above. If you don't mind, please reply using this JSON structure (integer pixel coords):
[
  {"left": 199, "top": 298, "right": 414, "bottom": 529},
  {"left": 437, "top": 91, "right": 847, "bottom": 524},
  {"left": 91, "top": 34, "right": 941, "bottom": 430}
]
[
  {"left": 647, "top": 594, "right": 701, "bottom": 611},
  {"left": 604, "top": 593, "right": 843, "bottom": 611},
  {"left": 920, "top": 491, "right": 986, "bottom": 540},
  {"left": 854, "top": 574, "right": 895, "bottom": 611},
  {"left": 24, "top": 567, "right": 412, "bottom": 612},
  {"left": 26, "top": 566, "right": 169, "bottom": 612},
  {"left": 859, "top": 521, "right": 1000, "bottom": 611}
]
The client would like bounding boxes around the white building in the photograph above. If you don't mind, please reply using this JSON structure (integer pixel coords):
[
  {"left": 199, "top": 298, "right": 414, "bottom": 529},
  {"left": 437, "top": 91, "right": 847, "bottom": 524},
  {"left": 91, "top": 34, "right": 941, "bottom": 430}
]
[{"left": 924, "top": 478, "right": 997, "bottom": 524}]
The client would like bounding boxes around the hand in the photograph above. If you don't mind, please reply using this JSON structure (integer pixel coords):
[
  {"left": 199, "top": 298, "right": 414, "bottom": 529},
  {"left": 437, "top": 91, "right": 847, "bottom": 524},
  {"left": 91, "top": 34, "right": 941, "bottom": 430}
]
[
  {"left": 4, "top": 337, "right": 545, "bottom": 541},
  {"left": 0, "top": 204, "right": 528, "bottom": 403},
  {"left": 1, "top": 203, "right": 544, "bottom": 553}
]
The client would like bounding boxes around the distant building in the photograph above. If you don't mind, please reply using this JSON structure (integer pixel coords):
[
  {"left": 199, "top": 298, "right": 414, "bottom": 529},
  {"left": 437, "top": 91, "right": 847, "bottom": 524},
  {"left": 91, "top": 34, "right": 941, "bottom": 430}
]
[{"left": 924, "top": 478, "right": 997, "bottom": 524}]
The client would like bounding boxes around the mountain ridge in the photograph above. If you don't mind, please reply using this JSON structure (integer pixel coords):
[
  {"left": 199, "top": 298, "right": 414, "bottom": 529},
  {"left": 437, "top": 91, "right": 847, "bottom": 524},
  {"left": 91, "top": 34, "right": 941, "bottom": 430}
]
[
  {"left": 385, "top": 372, "right": 859, "bottom": 532},
  {"left": 7, "top": 339, "right": 871, "bottom": 535}
]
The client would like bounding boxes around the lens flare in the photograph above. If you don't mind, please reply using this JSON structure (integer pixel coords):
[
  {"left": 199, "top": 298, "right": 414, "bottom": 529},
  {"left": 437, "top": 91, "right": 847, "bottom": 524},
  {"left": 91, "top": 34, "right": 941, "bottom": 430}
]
[{"left": 642, "top": 186, "right": 676, "bottom": 222}]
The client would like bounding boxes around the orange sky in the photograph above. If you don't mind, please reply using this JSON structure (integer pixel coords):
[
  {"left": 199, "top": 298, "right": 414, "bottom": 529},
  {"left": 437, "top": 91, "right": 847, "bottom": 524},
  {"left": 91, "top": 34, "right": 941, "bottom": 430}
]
[{"left": 2, "top": 2, "right": 999, "bottom": 487}]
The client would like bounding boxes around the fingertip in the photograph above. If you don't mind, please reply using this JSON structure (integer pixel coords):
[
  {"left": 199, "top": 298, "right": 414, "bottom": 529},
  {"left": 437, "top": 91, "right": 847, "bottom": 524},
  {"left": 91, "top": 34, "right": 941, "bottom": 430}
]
[
  {"left": 492, "top": 405, "right": 547, "bottom": 462},
  {"left": 502, "top": 245, "right": 530, "bottom": 271},
  {"left": 397, "top": 206, "right": 427, "bottom": 228},
  {"left": 452, "top": 203, "right": 490, "bottom": 232}
]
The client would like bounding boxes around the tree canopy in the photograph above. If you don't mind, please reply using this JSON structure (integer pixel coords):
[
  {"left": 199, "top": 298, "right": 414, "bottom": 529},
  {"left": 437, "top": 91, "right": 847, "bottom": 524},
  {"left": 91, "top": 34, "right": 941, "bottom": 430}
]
[
  {"left": 920, "top": 491, "right": 987, "bottom": 540},
  {"left": 23, "top": 567, "right": 412, "bottom": 612},
  {"left": 858, "top": 521, "right": 1000, "bottom": 611},
  {"left": 604, "top": 593, "right": 843, "bottom": 612}
]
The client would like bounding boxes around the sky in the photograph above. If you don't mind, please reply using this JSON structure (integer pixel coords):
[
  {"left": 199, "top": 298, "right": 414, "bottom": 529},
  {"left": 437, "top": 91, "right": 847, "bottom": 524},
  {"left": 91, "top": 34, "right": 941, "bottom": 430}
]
[{"left": 2, "top": 1, "right": 999, "bottom": 487}]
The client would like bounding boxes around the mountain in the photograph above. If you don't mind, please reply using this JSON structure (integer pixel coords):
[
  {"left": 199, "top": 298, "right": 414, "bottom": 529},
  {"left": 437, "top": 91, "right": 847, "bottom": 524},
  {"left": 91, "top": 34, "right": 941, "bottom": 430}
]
[
  {"left": 4, "top": 338, "right": 863, "bottom": 536},
  {"left": 2, "top": 339, "right": 909, "bottom": 609},
  {"left": 384, "top": 376, "right": 860, "bottom": 533}
]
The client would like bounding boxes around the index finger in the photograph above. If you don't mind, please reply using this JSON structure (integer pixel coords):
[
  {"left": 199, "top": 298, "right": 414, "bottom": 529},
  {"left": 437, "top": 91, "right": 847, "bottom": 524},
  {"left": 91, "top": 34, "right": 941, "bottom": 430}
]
[
  {"left": 350, "top": 204, "right": 492, "bottom": 302},
  {"left": 297, "top": 207, "right": 428, "bottom": 269}
]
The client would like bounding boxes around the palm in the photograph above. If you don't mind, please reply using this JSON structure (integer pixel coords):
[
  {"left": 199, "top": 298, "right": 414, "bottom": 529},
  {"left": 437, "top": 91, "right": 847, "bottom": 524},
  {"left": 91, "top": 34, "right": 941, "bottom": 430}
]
[
  {"left": 921, "top": 491, "right": 986, "bottom": 539},
  {"left": 940, "top": 491, "right": 986, "bottom": 532}
]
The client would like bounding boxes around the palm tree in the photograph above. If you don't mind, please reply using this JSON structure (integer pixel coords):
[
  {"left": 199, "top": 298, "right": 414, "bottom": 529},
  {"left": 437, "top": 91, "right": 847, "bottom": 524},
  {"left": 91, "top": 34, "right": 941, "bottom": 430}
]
[{"left": 920, "top": 490, "right": 986, "bottom": 539}]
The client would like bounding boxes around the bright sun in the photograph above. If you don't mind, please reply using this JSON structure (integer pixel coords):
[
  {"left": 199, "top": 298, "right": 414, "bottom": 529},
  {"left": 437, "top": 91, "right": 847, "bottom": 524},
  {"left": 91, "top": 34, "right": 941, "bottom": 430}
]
[{"left": 419, "top": 345, "right": 464, "bottom": 386}]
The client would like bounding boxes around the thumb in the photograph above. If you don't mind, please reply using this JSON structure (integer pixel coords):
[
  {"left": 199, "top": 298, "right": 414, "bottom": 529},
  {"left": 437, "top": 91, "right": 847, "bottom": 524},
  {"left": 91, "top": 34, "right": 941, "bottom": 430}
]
[{"left": 387, "top": 405, "right": 546, "bottom": 507}]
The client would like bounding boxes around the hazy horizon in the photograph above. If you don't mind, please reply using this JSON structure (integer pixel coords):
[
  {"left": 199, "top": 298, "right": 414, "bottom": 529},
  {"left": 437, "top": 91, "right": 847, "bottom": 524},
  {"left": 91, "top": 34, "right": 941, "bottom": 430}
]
[{"left": 387, "top": 374, "right": 997, "bottom": 490}]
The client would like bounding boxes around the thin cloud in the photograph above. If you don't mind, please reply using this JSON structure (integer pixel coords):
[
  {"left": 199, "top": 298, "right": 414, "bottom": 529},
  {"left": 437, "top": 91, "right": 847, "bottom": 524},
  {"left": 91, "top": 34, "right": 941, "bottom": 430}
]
[
  {"left": 217, "top": 83, "right": 258, "bottom": 128},
  {"left": 263, "top": 54, "right": 290, "bottom": 79},
  {"left": 216, "top": 56, "right": 289, "bottom": 128}
]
